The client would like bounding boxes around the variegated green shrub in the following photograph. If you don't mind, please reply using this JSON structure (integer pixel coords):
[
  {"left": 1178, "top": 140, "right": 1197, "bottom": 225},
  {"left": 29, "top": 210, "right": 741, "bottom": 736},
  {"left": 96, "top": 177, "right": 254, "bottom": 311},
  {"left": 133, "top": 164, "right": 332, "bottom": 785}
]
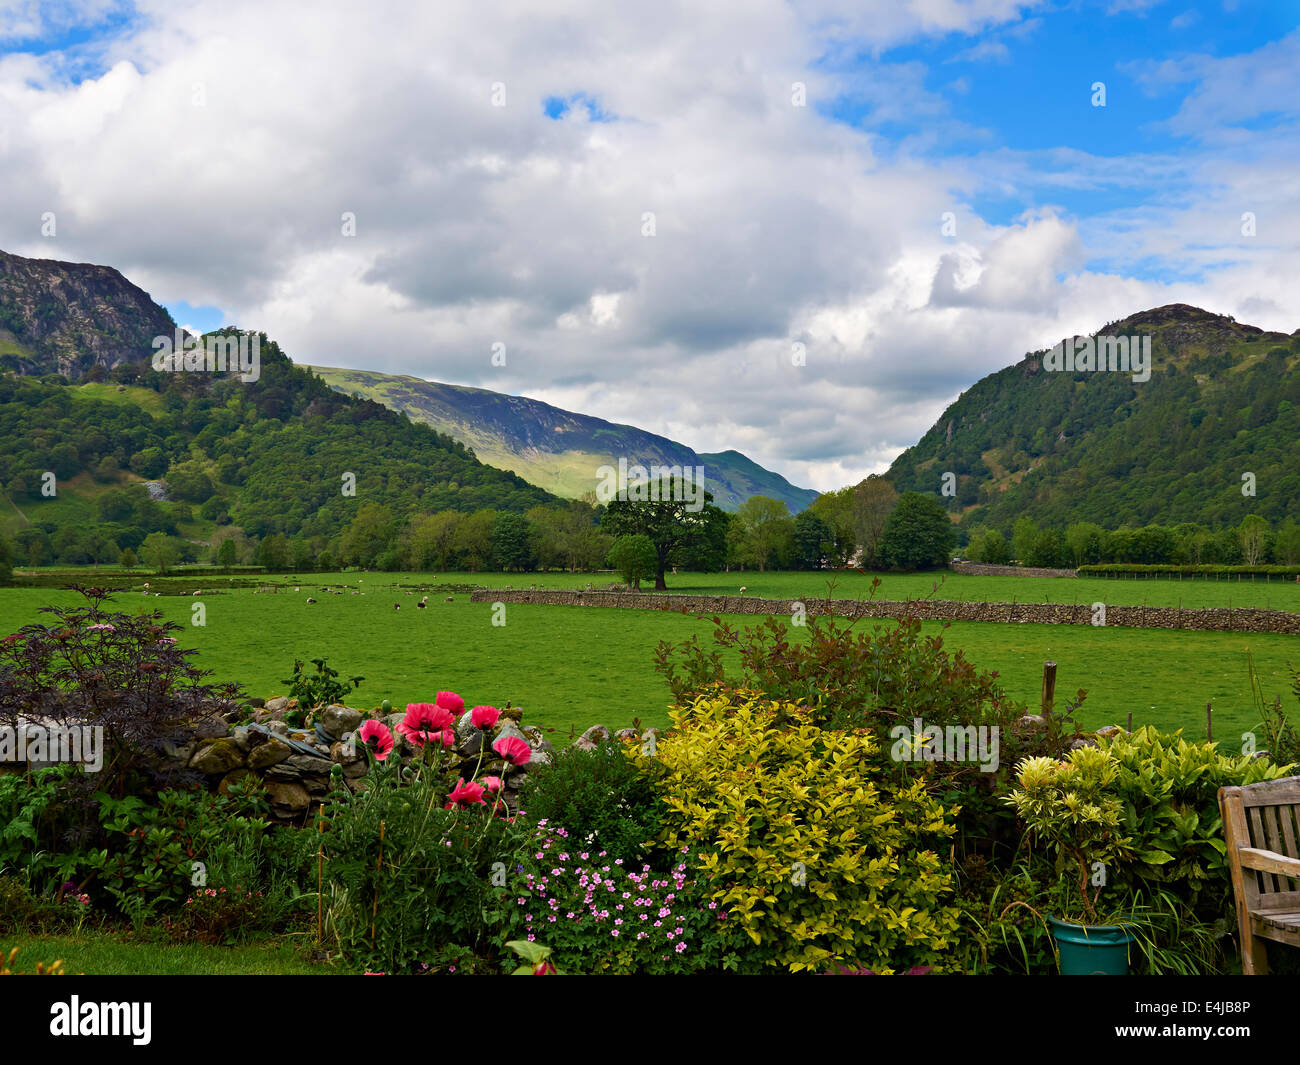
[{"left": 638, "top": 686, "right": 964, "bottom": 973}]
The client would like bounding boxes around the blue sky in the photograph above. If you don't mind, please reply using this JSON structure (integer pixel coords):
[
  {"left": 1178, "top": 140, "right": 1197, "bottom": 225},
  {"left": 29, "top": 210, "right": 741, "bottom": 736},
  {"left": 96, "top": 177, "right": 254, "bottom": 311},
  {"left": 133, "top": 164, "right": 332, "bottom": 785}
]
[{"left": 1, "top": 0, "right": 1297, "bottom": 489}]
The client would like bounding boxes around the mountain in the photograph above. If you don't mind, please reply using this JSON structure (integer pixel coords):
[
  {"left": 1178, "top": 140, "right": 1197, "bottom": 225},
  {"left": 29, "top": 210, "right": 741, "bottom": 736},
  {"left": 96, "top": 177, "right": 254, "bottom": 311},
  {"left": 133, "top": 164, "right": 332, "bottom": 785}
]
[
  {"left": 0, "top": 335, "right": 556, "bottom": 557},
  {"left": 887, "top": 304, "right": 1300, "bottom": 531},
  {"left": 306, "top": 366, "right": 820, "bottom": 514},
  {"left": 0, "top": 250, "right": 180, "bottom": 378},
  {"left": 0, "top": 247, "right": 560, "bottom": 567}
]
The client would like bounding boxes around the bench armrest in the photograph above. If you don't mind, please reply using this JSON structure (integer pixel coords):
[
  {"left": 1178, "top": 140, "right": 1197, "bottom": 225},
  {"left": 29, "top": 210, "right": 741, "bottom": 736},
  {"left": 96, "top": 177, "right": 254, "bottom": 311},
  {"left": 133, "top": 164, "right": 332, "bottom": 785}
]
[{"left": 1238, "top": 847, "right": 1300, "bottom": 878}]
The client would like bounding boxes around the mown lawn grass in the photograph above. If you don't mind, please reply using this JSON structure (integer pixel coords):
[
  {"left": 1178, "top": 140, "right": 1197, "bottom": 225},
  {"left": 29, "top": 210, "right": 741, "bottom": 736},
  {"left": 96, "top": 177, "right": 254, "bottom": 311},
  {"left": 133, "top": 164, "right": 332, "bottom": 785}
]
[
  {"left": 1, "top": 932, "right": 340, "bottom": 975},
  {"left": 1, "top": 571, "right": 1297, "bottom": 744}
]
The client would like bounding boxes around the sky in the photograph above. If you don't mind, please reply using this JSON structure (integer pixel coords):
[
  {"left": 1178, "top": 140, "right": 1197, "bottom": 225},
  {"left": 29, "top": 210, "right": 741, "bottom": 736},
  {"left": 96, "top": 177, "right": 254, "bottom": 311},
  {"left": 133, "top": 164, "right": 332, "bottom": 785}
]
[{"left": 1, "top": 0, "right": 1297, "bottom": 492}]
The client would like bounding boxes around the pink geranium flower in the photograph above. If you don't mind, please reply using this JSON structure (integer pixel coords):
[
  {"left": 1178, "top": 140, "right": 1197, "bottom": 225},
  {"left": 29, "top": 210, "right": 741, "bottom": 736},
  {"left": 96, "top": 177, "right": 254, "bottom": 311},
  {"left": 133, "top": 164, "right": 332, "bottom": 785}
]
[
  {"left": 359, "top": 719, "right": 394, "bottom": 761},
  {"left": 446, "top": 778, "right": 487, "bottom": 807},
  {"left": 471, "top": 705, "right": 500, "bottom": 730},
  {"left": 398, "top": 702, "right": 454, "bottom": 747},
  {"left": 493, "top": 735, "right": 531, "bottom": 766}
]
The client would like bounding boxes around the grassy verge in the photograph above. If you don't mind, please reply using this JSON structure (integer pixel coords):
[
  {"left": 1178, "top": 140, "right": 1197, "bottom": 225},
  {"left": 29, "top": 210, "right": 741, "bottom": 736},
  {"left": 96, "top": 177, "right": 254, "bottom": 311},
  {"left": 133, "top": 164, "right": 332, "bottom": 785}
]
[{"left": 1, "top": 932, "right": 341, "bottom": 975}]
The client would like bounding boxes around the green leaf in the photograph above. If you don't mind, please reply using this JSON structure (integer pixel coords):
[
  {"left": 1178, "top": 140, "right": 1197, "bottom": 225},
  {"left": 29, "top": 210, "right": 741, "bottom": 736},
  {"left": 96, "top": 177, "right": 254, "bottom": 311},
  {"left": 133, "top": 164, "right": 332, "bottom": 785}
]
[{"left": 1138, "top": 849, "right": 1174, "bottom": 865}]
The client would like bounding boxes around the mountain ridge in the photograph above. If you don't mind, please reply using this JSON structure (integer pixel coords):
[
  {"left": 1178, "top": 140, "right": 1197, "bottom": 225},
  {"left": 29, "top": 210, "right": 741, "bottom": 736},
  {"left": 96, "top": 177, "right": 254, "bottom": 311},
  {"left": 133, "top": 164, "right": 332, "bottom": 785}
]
[
  {"left": 306, "top": 365, "right": 820, "bottom": 514},
  {"left": 887, "top": 303, "right": 1300, "bottom": 531}
]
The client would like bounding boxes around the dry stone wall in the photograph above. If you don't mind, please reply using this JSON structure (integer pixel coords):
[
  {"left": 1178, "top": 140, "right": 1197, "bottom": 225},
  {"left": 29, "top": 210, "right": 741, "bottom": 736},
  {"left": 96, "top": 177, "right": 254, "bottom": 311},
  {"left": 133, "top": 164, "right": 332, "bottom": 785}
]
[
  {"left": 469, "top": 589, "right": 1300, "bottom": 635},
  {"left": 949, "top": 562, "right": 1078, "bottom": 578}
]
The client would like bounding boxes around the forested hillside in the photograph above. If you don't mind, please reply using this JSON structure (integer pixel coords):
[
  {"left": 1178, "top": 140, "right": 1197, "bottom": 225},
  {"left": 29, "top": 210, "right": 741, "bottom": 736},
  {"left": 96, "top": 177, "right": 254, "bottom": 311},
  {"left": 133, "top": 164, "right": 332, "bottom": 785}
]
[
  {"left": 0, "top": 331, "right": 555, "bottom": 567},
  {"left": 888, "top": 305, "right": 1300, "bottom": 532}
]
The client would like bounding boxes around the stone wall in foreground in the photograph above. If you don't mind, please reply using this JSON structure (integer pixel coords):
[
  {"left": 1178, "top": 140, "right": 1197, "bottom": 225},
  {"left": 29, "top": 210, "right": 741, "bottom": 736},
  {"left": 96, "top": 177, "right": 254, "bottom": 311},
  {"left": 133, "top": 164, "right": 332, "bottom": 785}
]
[{"left": 468, "top": 588, "right": 1300, "bottom": 635}]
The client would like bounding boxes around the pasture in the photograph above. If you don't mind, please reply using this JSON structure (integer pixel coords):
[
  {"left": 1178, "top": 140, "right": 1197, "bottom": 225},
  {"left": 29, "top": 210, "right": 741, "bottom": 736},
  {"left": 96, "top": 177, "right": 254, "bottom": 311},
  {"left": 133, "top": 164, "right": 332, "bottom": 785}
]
[{"left": 1, "top": 568, "right": 1297, "bottom": 744}]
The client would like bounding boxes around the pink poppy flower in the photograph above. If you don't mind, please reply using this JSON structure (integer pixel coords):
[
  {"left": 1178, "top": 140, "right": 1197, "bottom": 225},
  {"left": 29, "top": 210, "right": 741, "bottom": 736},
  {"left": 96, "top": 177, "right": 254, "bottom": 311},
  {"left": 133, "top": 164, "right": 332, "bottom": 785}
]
[
  {"left": 493, "top": 735, "right": 531, "bottom": 766},
  {"left": 446, "top": 778, "right": 487, "bottom": 807},
  {"left": 471, "top": 705, "right": 500, "bottom": 730},
  {"left": 398, "top": 703, "right": 454, "bottom": 747},
  {"left": 481, "top": 775, "right": 504, "bottom": 793},
  {"left": 359, "top": 719, "right": 394, "bottom": 760},
  {"left": 436, "top": 691, "right": 465, "bottom": 715}
]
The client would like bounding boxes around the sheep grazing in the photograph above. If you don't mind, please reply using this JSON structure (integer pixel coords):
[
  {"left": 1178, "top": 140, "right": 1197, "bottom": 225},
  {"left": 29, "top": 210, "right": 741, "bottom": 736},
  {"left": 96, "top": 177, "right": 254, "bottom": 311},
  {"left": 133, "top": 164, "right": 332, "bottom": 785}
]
[
  {"left": 306, "top": 597, "right": 316, "bottom": 604},
  {"left": 417, "top": 596, "right": 428, "bottom": 609},
  {"left": 444, "top": 596, "right": 454, "bottom": 602},
  {"left": 739, "top": 586, "right": 747, "bottom": 595}
]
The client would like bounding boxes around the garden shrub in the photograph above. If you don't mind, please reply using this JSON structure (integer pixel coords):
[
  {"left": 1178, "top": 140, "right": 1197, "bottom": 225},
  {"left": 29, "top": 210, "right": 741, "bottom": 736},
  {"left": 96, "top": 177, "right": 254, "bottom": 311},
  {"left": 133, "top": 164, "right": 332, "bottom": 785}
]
[
  {"left": 653, "top": 606, "right": 1080, "bottom": 862},
  {"left": 638, "top": 687, "right": 965, "bottom": 973},
  {"left": 0, "top": 587, "right": 244, "bottom": 823},
  {"left": 518, "top": 740, "right": 670, "bottom": 869},
  {"left": 1098, "top": 726, "right": 1292, "bottom": 922},
  {"left": 86, "top": 786, "right": 284, "bottom": 921}
]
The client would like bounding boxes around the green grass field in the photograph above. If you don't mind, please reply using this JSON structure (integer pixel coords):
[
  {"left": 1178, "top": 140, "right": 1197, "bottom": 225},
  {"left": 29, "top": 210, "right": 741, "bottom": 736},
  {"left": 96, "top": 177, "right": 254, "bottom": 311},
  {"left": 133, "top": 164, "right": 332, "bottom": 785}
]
[{"left": 1, "top": 569, "right": 1297, "bottom": 746}]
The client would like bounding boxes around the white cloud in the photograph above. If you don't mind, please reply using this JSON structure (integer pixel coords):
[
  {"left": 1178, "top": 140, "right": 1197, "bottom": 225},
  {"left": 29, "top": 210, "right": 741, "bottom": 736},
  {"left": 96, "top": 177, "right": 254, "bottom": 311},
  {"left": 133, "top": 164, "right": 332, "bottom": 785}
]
[{"left": 0, "top": 1, "right": 1294, "bottom": 495}]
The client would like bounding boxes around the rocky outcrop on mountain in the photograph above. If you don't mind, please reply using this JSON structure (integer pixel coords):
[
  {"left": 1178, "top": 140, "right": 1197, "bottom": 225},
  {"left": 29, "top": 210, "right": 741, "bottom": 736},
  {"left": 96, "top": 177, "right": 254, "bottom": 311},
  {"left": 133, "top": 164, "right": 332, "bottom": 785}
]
[{"left": 0, "top": 249, "right": 180, "bottom": 379}]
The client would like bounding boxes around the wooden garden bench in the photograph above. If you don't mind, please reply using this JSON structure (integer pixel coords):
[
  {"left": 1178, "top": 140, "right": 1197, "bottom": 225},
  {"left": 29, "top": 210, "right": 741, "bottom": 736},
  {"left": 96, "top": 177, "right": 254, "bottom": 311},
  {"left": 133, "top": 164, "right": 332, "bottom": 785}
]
[{"left": 1218, "top": 777, "right": 1300, "bottom": 974}]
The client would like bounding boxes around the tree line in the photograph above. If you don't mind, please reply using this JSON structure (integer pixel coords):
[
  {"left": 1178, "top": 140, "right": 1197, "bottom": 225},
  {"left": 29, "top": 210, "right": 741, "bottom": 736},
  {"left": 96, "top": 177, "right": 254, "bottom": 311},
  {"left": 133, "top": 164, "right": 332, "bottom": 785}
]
[{"left": 966, "top": 515, "right": 1300, "bottom": 568}]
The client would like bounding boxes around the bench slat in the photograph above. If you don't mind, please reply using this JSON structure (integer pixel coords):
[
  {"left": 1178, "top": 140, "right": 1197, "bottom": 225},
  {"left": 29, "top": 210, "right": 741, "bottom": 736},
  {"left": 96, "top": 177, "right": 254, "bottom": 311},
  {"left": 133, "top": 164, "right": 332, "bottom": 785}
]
[
  {"left": 1239, "top": 847, "right": 1300, "bottom": 878},
  {"left": 1280, "top": 803, "right": 1300, "bottom": 862},
  {"left": 1240, "top": 780, "right": 1300, "bottom": 808},
  {"left": 1248, "top": 807, "right": 1279, "bottom": 895}
]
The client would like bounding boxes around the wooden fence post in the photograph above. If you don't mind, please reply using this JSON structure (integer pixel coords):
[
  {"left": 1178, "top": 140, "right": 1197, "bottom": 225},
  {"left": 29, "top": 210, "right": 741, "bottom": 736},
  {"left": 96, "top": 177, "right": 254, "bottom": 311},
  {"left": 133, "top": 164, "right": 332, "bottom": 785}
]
[{"left": 1041, "top": 661, "right": 1057, "bottom": 719}]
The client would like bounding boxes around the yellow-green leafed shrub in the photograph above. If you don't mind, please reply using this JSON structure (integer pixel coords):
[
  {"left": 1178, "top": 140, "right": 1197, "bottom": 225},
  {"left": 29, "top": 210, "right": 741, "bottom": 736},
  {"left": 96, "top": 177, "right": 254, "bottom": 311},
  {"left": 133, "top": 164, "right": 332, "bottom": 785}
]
[
  {"left": 1097, "top": 726, "right": 1293, "bottom": 916},
  {"left": 639, "top": 687, "right": 963, "bottom": 973}
]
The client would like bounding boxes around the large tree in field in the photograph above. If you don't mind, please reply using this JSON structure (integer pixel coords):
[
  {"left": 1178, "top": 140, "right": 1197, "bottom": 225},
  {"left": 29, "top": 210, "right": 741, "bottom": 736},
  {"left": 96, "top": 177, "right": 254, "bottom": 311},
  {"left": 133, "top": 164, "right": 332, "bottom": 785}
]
[
  {"left": 807, "top": 487, "right": 856, "bottom": 565},
  {"left": 600, "top": 480, "right": 728, "bottom": 589},
  {"left": 792, "top": 511, "right": 832, "bottom": 570},
  {"left": 492, "top": 512, "right": 535, "bottom": 571},
  {"left": 876, "top": 492, "right": 954, "bottom": 571},
  {"left": 141, "top": 531, "right": 180, "bottom": 574},
  {"left": 733, "top": 495, "right": 794, "bottom": 572},
  {"left": 849, "top": 475, "right": 898, "bottom": 567},
  {"left": 608, "top": 534, "right": 657, "bottom": 590}
]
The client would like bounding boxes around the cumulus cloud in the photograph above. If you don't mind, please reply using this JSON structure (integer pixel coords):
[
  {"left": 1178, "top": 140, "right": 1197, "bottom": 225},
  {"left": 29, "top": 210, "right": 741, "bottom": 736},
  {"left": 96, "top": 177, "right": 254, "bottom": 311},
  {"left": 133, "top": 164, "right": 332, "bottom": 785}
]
[{"left": 0, "top": 0, "right": 1295, "bottom": 493}]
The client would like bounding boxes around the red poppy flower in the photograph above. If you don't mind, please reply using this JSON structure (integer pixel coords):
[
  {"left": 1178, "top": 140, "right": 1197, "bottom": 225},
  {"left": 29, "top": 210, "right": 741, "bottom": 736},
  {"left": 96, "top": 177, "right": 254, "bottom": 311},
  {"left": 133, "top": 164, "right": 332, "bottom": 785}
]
[
  {"left": 471, "top": 705, "right": 500, "bottom": 730},
  {"left": 481, "top": 775, "right": 504, "bottom": 794},
  {"left": 436, "top": 691, "right": 465, "bottom": 715},
  {"left": 492, "top": 735, "right": 531, "bottom": 766},
  {"left": 446, "top": 778, "right": 487, "bottom": 807},
  {"left": 359, "top": 720, "right": 394, "bottom": 760}
]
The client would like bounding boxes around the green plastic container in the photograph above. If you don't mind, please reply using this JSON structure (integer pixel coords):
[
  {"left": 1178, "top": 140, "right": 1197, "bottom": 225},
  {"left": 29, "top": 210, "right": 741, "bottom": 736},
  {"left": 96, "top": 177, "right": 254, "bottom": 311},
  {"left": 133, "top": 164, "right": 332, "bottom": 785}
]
[{"left": 1048, "top": 916, "right": 1133, "bottom": 975}]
